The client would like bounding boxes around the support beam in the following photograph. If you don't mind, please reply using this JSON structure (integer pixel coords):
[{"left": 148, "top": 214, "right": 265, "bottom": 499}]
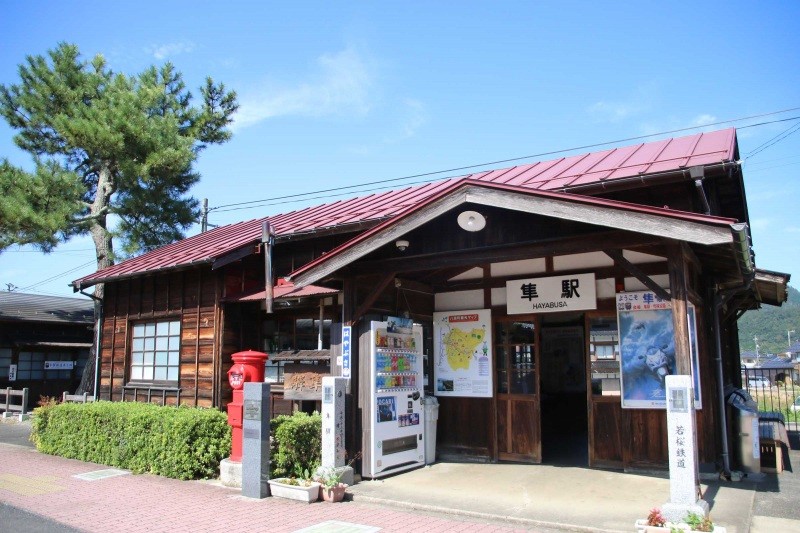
[
  {"left": 349, "top": 231, "right": 662, "bottom": 277},
  {"left": 667, "top": 242, "right": 692, "bottom": 375},
  {"left": 605, "top": 249, "right": 671, "bottom": 302},
  {"left": 351, "top": 272, "right": 397, "bottom": 326}
]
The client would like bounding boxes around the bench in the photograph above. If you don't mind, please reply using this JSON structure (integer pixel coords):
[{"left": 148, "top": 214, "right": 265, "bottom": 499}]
[
  {"left": 1, "top": 387, "right": 30, "bottom": 421},
  {"left": 758, "top": 411, "right": 789, "bottom": 474},
  {"left": 62, "top": 392, "right": 95, "bottom": 403}
]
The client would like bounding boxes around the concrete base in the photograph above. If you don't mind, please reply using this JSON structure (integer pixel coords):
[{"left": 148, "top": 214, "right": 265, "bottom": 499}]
[
  {"left": 661, "top": 499, "right": 710, "bottom": 524},
  {"left": 336, "top": 465, "right": 355, "bottom": 486},
  {"left": 219, "top": 458, "right": 242, "bottom": 488},
  {"left": 1, "top": 413, "right": 30, "bottom": 422}
]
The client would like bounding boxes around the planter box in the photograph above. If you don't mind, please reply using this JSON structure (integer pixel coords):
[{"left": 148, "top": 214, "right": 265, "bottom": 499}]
[
  {"left": 268, "top": 479, "right": 321, "bottom": 503},
  {"left": 635, "top": 519, "right": 726, "bottom": 533}
]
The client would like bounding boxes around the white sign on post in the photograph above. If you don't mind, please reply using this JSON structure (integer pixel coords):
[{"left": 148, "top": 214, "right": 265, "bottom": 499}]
[
  {"left": 662, "top": 374, "right": 708, "bottom": 523},
  {"left": 8, "top": 364, "right": 17, "bottom": 381},
  {"left": 506, "top": 273, "right": 596, "bottom": 315}
]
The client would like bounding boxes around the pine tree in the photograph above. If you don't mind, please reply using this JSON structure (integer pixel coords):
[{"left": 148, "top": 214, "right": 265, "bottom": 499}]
[{"left": 0, "top": 43, "right": 238, "bottom": 393}]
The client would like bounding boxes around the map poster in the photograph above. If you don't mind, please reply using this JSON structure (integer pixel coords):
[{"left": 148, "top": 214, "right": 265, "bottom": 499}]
[{"left": 433, "top": 309, "right": 492, "bottom": 398}]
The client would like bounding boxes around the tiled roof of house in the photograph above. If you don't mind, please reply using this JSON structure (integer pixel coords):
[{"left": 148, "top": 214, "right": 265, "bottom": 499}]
[
  {"left": 73, "top": 128, "right": 738, "bottom": 289},
  {"left": 0, "top": 292, "right": 93, "bottom": 324}
]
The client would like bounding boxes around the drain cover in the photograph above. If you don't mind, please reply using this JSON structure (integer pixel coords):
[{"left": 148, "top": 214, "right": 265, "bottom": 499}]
[
  {"left": 73, "top": 469, "right": 130, "bottom": 481},
  {"left": 293, "top": 521, "right": 381, "bottom": 533}
]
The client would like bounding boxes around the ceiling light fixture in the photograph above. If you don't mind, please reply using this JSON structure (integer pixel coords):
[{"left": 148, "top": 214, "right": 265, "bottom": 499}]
[
  {"left": 457, "top": 210, "right": 486, "bottom": 232},
  {"left": 395, "top": 239, "right": 409, "bottom": 251}
]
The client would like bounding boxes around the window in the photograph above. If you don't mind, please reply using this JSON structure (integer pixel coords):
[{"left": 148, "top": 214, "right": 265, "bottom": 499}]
[
  {"left": 589, "top": 317, "right": 620, "bottom": 396},
  {"left": 130, "top": 320, "right": 180, "bottom": 382},
  {"left": 495, "top": 320, "right": 536, "bottom": 395},
  {"left": 0, "top": 348, "right": 11, "bottom": 379}
]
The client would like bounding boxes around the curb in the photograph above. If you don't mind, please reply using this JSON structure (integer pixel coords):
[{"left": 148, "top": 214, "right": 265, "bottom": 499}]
[{"left": 348, "top": 493, "right": 627, "bottom": 533}]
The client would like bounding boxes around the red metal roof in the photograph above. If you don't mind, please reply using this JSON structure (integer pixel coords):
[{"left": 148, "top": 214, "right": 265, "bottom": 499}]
[
  {"left": 288, "top": 178, "right": 738, "bottom": 283},
  {"left": 73, "top": 128, "right": 737, "bottom": 289},
  {"left": 224, "top": 279, "right": 340, "bottom": 302}
]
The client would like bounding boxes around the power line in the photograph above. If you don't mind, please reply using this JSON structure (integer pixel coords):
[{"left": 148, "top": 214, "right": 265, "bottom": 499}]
[
  {"left": 18, "top": 260, "right": 96, "bottom": 291},
  {"left": 208, "top": 107, "right": 800, "bottom": 213},
  {"left": 743, "top": 121, "right": 800, "bottom": 160}
]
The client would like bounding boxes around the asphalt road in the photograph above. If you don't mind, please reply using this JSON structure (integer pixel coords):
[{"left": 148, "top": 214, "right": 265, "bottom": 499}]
[
  {"left": 0, "top": 503, "right": 82, "bottom": 533},
  {"left": 0, "top": 418, "right": 34, "bottom": 448}
]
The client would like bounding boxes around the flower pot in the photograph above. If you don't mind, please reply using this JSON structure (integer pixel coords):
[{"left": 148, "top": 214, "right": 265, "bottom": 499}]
[
  {"left": 267, "top": 479, "right": 321, "bottom": 503},
  {"left": 320, "top": 483, "right": 347, "bottom": 502},
  {"left": 634, "top": 519, "right": 727, "bottom": 533}
]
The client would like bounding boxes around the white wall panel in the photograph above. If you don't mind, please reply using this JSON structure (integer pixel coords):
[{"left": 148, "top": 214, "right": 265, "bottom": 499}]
[
  {"left": 624, "top": 274, "right": 670, "bottom": 291},
  {"left": 553, "top": 252, "right": 614, "bottom": 271},
  {"left": 490, "top": 258, "right": 546, "bottom": 278},
  {"left": 434, "top": 289, "right": 484, "bottom": 311}
]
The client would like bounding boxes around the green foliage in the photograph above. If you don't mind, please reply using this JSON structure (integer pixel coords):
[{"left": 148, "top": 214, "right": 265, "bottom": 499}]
[
  {"left": 0, "top": 159, "right": 85, "bottom": 250},
  {"left": 738, "top": 285, "right": 800, "bottom": 355},
  {"left": 684, "top": 512, "right": 714, "bottom": 532},
  {"left": 269, "top": 411, "right": 322, "bottom": 478},
  {"left": 0, "top": 42, "right": 238, "bottom": 257},
  {"left": 30, "top": 401, "right": 231, "bottom": 480}
]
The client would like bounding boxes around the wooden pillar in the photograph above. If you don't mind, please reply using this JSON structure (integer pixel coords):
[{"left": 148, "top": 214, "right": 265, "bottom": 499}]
[
  {"left": 341, "top": 278, "right": 361, "bottom": 471},
  {"left": 667, "top": 242, "right": 692, "bottom": 375}
]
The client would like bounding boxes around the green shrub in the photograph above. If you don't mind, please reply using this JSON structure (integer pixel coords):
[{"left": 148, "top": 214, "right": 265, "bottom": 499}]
[
  {"left": 270, "top": 411, "right": 321, "bottom": 478},
  {"left": 30, "top": 401, "right": 230, "bottom": 480}
]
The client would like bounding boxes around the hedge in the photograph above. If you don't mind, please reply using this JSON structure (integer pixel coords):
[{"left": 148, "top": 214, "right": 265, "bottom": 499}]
[
  {"left": 270, "top": 411, "right": 322, "bottom": 478},
  {"left": 30, "top": 401, "right": 231, "bottom": 480}
]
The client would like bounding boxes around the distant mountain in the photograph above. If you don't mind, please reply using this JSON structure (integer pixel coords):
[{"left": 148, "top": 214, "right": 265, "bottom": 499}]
[{"left": 738, "top": 285, "right": 799, "bottom": 355}]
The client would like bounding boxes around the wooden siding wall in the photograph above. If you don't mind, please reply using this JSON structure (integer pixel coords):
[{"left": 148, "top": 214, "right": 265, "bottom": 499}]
[{"left": 99, "top": 268, "right": 220, "bottom": 407}]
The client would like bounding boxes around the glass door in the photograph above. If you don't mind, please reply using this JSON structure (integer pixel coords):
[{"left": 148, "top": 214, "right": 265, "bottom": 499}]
[{"left": 495, "top": 318, "right": 540, "bottom": 462}]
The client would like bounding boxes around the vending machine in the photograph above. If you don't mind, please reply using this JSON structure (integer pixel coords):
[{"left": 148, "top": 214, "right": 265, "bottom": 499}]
[{"left": 365, "top": 319, "right": 426, "bottom": 478}]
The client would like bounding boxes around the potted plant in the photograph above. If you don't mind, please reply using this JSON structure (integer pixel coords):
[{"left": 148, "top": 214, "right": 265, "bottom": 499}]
[
  {"left": 268, "top": 466, "right": 320, "bottom": 503},
  {"left": 634, "top": 508, "right": 726, "bottom": 533},
  {"left": 315, "top": 466, "right": 348, "bottom": 502}
]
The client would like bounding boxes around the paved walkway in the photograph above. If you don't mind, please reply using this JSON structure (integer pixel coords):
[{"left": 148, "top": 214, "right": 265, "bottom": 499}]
[{"left": 1, "top": 419, "right": 799, "bottom": 532}]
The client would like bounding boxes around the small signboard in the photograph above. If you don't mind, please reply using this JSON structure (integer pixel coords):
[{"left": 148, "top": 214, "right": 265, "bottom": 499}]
[
  {"left": 44, "top": 361, "right": 74, "bottom": 370},
  {"left": 342, "top": 326, "right": 352, "bottom": 379},
  {"left": 8, "top": 364, "right": 17, "bottom": 381},
  {"left": 283, "top": 364, "right": 330, "bottom": 400},
  {"left": 506, "top": 273, "right": 597, "bottom": 315},
  {"left": 243, "top": 400, "right": 261, "bottom": 421}
]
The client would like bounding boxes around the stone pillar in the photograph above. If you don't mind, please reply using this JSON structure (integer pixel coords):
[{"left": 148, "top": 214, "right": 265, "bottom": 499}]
[
  {"left": 662, "top": 375, "right": 708, "bottom": 523},
  {"left": 242, "top": 382, "right": 271, "bottom": 499},
  {"left": 321, "top": 376, "right": 353, "bottom": 485}
]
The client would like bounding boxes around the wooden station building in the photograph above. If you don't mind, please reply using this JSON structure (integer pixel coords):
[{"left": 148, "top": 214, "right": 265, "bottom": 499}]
[{"left": 72, "top": 128, "right": 789, "bottom": 472}]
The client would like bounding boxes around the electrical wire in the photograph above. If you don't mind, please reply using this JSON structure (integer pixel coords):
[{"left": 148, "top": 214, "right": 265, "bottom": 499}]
[
  {"left": 18, "top": 260, "right": 96, "bottom": 291},
  {"left": 208, "top": 108, "right": 800, "bottom": 215},
  {"left": 743, "top": 121, "right": 800, "bottom": 160}
]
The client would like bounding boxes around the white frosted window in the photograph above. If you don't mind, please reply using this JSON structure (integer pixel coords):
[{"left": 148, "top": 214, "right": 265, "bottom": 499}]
[{"left": 129, "top": 319, "right": 180, "bottom": 384}]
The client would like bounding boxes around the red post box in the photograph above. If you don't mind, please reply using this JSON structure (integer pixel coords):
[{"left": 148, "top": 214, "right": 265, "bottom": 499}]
[{"left": 226, "top": 349, "right": 268, "bottom": 462}]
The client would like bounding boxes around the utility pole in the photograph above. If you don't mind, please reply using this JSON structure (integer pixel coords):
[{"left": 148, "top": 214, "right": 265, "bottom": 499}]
[
  {"left": 754, "top": 336, "right": 760, "bottom": 366},
  {"left": 201, "top": 198, "right": 209, "bottom": 233},
  {"left": 788, "top": 329, "right": 795, "bottom": 350}
]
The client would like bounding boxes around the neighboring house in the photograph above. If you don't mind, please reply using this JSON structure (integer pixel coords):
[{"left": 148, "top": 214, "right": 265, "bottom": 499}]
[
  {"left": 72, "top": 128, "right": 789, "bottom": 474},
  {"left": 740, "top": 350, "right": 758, "bottom": 368},
  {"left": 0, "top": 292, "right": 93, "bottom": 408}
]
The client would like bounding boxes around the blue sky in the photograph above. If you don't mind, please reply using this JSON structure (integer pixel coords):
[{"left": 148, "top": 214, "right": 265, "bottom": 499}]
[{"left": 1, "top": 1, "right": 799, "bottom": 298}]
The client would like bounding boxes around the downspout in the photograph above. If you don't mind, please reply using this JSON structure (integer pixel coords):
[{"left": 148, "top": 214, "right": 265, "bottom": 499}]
[
  {"left": 79, "top": 288, "right": 103, "bottom": 400},
  {"left": 318, "top": 298, "right": 324, "bottom": 350},
  {"left": 689, "top": 166, "right": 711, "bottom": 215},
  {"left": 713, "top": 222, "right": 755, "bottom": 479},
  {"left": 262, "top": 221, "right": 274, "bottom": 314}
]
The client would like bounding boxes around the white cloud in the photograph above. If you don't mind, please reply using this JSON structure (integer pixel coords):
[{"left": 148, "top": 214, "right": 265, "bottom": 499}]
[
  {"left": 147, "top": 41, "right": 195, "bottom": 60},
  {"left": 234, "top": 47, "right": 374, "bottom": 130},
  {"left": 382, "top": 98, "right": 427, "bottom": 143},
  {"left": 588, "top": 100, "right": 643, "bottom": 123},
  {"left": 690, "top": 114, "right": 717, "bottom": 127},
  {"left": 749, "top": 218, "right": 771, "bottom": 231}
]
